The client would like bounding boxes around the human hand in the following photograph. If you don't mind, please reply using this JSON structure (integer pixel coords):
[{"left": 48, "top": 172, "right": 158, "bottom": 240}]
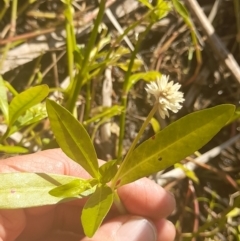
[{"left": 0, "top": 149, "right": 176, "bottom": 241}]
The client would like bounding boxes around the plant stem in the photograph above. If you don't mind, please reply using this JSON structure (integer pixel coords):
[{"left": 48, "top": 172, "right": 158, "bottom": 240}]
[
  {"left": 111, "top": 103, "right": 158, "bottom": 188},
  {"left": 113, "top": 190, "right": 127, "bottom": 214},
  {"left": 234, "top": 0, "right": 240, "bottom": 54},
  {"left": 117, "top": 23, "right": 153, "bottom": 162},
  {"left": 4, "top": 81, "right": 18, "bottom": 96},
  {"left": 94, "top": 10, "right": 153, "bottom": 90},
  {"left": 84, "top": 80, "right": 91, "bottom": 121},
  {"left": 64, "top": 0, "right": 76, "bottom": 90},
  {"left": 0, "top": 127, "right": 10, "bottom": 144},
  {"left": 65, "top": 0, "right": 107, "bottom": 113},
  {"left": 125, "top": 103, "right": 158, "bottom": 162},
  {"left": 0, "top": 0, "right": 18, "bottom": 70},
  {"left": 0, "top": 0, "right": 9, "bottom": 22}
]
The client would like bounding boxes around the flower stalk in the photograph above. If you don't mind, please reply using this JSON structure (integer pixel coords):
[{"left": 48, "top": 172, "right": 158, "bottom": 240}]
[
  {"left": 112, "top": 75, "right": 185, "bottom": 189},
  {"left": 122, "top": 103, "right": 159, "bottom": 165},
  {"left": 111, "top": 103, "right": 158, "bottom": 189}
]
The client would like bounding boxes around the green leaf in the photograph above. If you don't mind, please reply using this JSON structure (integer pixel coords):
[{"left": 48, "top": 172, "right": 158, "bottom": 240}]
[
  {"left": 114, "top": 104, "right": 235, "bottom": 187},
  {"left": 172, "top": 0, "right": 189, "bottom": 20},
  {"left": 126, "top": 71, "right": 161, "bottom": 93},
  {"left": 138, "top": 0, "right": 153, "bottom": 9},
  {"left": 227, "top": 107, "right": 240, "bottom": 124},
  {"left": 46, "top": 99, "right": 99, "bottom": 178},
  {"left": 0, "top": 173, "right": 94, "bottom": 208},
  {"left": 81, "top": 185, "right": 113, "bottom": 237},
  {"left": 150, "top": 117, "right": 160, "bottom": 133},
  {"left": 84, "top": 105, "right": 124, "bottom": 126},
  {"left": 99, "top": 160, "right": 118, "bottom": 184},
  {"left": 226, "top": 207, "right": 240, "bottom": 218},
  {"left": 8, "top": 85, "right": 49, "bottom": 126},
  {"left": 88, "top": 46, "right": 130, "bottom": 73},
  {"left": 73, "top": 46, "right": 84, "bottom": 68},
  {"left": 175, "top": 163, "right": 199, "bottom": 184},
  {"left": 0, "top": 145, "right": 28, "bottom": 154},
  {"left": 117, "top": 59, "right": 142, "bottom": 72},
  {"left": 172, "top": 0, "right": 192, "bottom": 27},
  {"left": 0, "top": 76, "right": 9, "bottom": 122},
  {"left": 89, "top": 36, "right": 111, "bottom": 61},
  {"left": 49, "top": 179, "right": 94, "bottom": 198},
  {"left": 42, "top": 139, "right": 59, "bottom": 150},
  {"left": 154, "top": 0, "right": 171, "bottom": 20},
  {"left": 9, "top": 103, "right": 47, "bottom": 135},
  {"left": 115, "top": 46, "right": 131, "bottom": 56}
]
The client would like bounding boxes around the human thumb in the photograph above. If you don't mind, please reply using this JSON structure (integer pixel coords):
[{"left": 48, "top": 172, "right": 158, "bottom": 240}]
[
  {"left": 80, "top": 215, "right": 157, "bottom": 241},
  {"left": 115, "top": 216, "right": 157, "bottom": 241}
]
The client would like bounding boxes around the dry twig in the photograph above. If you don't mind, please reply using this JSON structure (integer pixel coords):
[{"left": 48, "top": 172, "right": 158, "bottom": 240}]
[{"left": 184, "top": 0, "right": 240, "bottom": 84}]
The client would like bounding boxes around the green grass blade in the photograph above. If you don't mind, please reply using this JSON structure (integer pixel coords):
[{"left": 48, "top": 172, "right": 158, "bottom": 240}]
[
  {"left": 46, "top": 99, "right": 99, "bottom": 178},
  {"left": 0, "top": 145, "right": 28, "bottom": 154},
  {"left": 113, "top": 104, "right": 235, "bottom": 187}
]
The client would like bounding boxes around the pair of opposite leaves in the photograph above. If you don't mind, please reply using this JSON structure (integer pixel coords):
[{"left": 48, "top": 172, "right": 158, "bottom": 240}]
[{"left": 0, "top": 94, "right": 235, "bottom": 237}]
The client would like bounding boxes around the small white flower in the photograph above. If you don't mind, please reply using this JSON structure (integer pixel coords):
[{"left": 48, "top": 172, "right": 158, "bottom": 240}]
[{"left": 145, "top": 75, "right": 185, "bottom": 119}]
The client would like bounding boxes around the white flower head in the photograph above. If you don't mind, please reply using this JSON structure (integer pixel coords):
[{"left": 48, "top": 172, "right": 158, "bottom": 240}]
[{"left": 145, "top": 75, "right": 185, "bottom": 119}]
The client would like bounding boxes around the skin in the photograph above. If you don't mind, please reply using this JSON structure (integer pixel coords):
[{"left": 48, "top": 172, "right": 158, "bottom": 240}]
[{"left": 0, "top": 149, "right": 176, "bottom": 241}]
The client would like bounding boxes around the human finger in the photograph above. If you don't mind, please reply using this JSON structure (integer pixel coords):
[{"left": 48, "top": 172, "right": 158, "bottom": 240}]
[
  {"left": 0, "top": 149, "right": 90, "bottom": 178},
  {"left": 79, "top": 215, "right": 175, "bottom": 241},
  {"left": 36, "top": 218, "right": 175, "bottom": 241},
  {"left": 0, "top": 209, "right": 26, "bottom": 241},
  {"left": 117, "top": 178, "right": 176, "bottom": 220},
  {"left": 0, "top": 149, "right": 175, "bottom": 240},
  {"left": 0, "top": 149, "right": 175, "bottom": 220}
]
